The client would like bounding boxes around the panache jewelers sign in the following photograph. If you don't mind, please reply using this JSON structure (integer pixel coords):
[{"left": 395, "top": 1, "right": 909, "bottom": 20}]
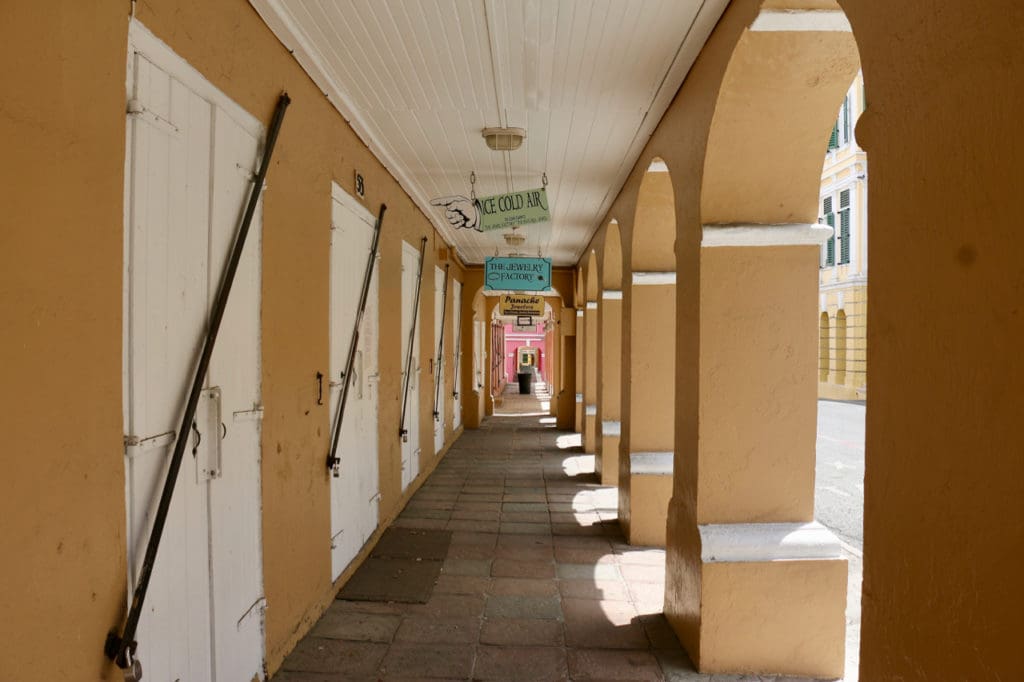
[
  {"left": 499, "top": 294, "right": 545, "bottom": 317},
  {"left": 485, "top": 257, "right": 552, "bottom": 291},
  {"left": 478, "top": 187, "right": 550, "bottom": 232}
]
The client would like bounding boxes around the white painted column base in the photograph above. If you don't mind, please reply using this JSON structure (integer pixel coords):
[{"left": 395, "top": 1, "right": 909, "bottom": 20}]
[{"left": 698, "top": 521, "right": 842, "bottom": 562}]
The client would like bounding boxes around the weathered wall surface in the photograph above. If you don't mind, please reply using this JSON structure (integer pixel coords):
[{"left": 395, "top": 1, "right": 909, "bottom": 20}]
[
  {"left": 0, "top": 4, "right": 130, "bottom": 680},
  {"left": 1, "top": 1, "right": 466, "bottom": 678},
  {"left": 840, "top": 1, "right": 1024, "bottom": 678}
]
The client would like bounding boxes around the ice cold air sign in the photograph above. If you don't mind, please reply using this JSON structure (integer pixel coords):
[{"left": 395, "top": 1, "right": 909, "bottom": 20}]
[
  {"left": 478, "top": 187, "right": 550, "bottom": 232},
  {"left": 430, "top": 187, "right": 550, "bottom": 233},
  {"left": 485, "top": 257, "right": 552, "bottom": 292}
]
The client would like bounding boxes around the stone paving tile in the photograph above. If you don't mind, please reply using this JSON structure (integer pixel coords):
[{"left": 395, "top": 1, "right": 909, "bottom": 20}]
[
  {"left": 393, "top": 615, "right": 480, "bottom": 644},
  {"left": 406, "top": 593, "right": 486, "bottom": 618},
  {"left": 308, "top": 605, "right": 401, "bottom": 642},
  {"left": 497, "top": 532, "right": 553, "bottom": 548},
  {"left": 379, "top": 643, "right": 475, "bottom": 679},
  {"left": 491, "top": 558, "right": 557, "bottom": 579},
  {"left": 473, "top": 644, "right": 569, "bottom": 680},
  {"left": 441, "top": 557, "right": 492, "bottom": 576},
  {"left": 446, "top": 518, "right": 501, "bottom": 533},
  {"left": 620, "top": 563, "right": 668, "bottom": 583},
  {"left": 485, "top": 594, "right": 563, "bottom": 620},
  {"left": 447, "top": 543, "right": 499, "bottom": 560},
  {"left": 567, "top": 648, "right": 665, "bottom": 681},
  {"left": 480, "top": 617, "right": 566, "bottom": 647},
  {"left": 501, "top": 511, "right": 551, "bottom": 523},
  {"left": 554, "top": 546, "right": 619, "bottom": 564},
  {"left": 557, "top": 562, "right": 622, "bottom": 581},
  {"left": 451, "top": 509, "right": 501, "bottom": 522},
  {"left": 282, "top": 638, "right": 388, "bottom": 675},
  {"left": 433, "top": 574, "right": 492, "bottom": 595},
  {"left": 558, "top": 579, "right": 632, "bottom": 601},
  {"left": 490, "top": 576, "right": 560, "bottom": 597},
  {"left": 494, "top": 543, "right": 554, "bottom": 561},
  {"left": 500, "top": 521, "right": 553, "bottom": 534}
]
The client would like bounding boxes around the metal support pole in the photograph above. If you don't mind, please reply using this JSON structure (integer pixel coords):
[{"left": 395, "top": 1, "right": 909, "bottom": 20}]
[
  {"left": 433, "top": 264, "right": 450, "bottom": 420},
  {"left": 327, "top": 203, "right": 387, "bottom": 475},
  {"left": 105, "top": 92, "right": 291, "bottom": 674},
  {"left": 399, "top": 237, "right": 428, "bottom": 441}
]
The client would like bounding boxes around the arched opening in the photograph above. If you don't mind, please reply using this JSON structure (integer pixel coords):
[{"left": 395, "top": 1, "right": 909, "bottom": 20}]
[
  {"left": 582, "top": 251, "right": 600, "bottom": 453},
  {"left": 619, "top": 158, "right": 676, "bottom": 548},
  {"left": 835, "top": 309, "right": 848, "bottom": 386},
  {"left": 596, "top": 220, "right": 624, "bottom": 485},
  {"left": 665, "top": 2, "right": 863, "bottom": 677},
  {"left": 820, "top": 311, "right": 831, "bottom": 382}
]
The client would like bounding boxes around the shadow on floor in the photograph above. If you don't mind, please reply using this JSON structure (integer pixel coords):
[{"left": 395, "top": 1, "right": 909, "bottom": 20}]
[{"left": 275, "top": 414, "right": 832, "bottom": 682}]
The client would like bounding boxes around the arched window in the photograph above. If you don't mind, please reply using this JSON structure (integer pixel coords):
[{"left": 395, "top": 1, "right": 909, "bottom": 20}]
[
  {"left": 820, "top": 312, "right": 831, "bottom": 382},
  {"left": 835, "top": 310, "right": 848, "bottom": 385}
]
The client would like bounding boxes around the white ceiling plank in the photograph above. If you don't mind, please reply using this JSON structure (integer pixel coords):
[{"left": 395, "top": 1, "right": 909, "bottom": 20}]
[{"left": 250, "top": 0, "right": 728, "bottom": 266}]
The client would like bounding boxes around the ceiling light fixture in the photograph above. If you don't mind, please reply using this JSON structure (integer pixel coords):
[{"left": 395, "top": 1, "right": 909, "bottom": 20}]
[
  {"left": 482, "top": 127, "right": 526, "bottom": 151},
  {"left": 503, "top": 231, "right": 526, "bottom": 247}
]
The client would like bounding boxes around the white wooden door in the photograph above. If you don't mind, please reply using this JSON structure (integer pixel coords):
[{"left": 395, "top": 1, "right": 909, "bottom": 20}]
[
  {"left": 451, "top": 280, "right": 463, "bottom": 431},
  {"left": 329, "top": 185, "right": 380, "bottom": 581},
  {"left": 123, "top": 24, "right": 265, "bottom": 682},
  {"left": 433, "top": 266, "right": 445, "bottom": 455},
  {"left": 400, "top": 241, "right": 422, "bottom": 491}
]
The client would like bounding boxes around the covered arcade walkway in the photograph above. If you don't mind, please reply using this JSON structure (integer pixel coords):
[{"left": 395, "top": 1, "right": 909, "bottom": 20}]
[{"left": 276, "top": 414, "right": 841, "bottom": 681}]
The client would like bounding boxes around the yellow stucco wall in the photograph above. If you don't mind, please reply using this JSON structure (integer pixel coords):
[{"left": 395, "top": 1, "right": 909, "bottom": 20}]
[{"left": 1, "top": 2, "right": 471, "bottom": 677}]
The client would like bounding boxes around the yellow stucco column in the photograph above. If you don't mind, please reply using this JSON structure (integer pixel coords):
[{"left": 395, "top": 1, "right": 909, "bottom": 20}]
[
  {"left": 618, "top": 272, "right": 675, "bottom": 547},
  {"left": 666, "top": 225, "right": 847, "bottom": 678},
  {"left": 574, "top": 308, "right": 584, "bottom": 432},
  {"left": 596, "top": 290, "right": 622, "bottom": 485},
  {"left": 583, "top": 301, "right": 599, "bottom": 453}
]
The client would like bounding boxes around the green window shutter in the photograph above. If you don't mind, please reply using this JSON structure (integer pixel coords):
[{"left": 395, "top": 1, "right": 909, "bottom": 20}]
[
  {"left": 826, "top": 211, "right": 836, "bottom": 266},
  {"left": 839, "top": 209, "right": 851, "bottom": 264},
  {"left": 839, "top": 190, "right": 851, "bottom": 265},
  {"left": 828, "top": 120, "right": 839, "bottom": 150},
  {"left": 842, "top": 97, "right": 851, "bottom": 144}
]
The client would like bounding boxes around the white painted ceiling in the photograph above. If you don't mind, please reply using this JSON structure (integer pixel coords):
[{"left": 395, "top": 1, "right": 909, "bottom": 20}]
[{"left": 251, "top": 0, "right": 727, "bottom": 266}]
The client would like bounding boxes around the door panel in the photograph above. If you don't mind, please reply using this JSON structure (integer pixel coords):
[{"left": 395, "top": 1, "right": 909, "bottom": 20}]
[
  {"left": 452, "top": 280, "right": 463, "bottom": 431},
  {"left": 329, "top": 189, "right": 380, "bottom": 581},
  {"left": 124, "top": 29, "right": 265, "bottom": 681},
  {"left": 433, "top": 266, "right": 445, "bottom": 455},
  {"left": 401, "top": 241, "right": 422, "bottom": 491}
]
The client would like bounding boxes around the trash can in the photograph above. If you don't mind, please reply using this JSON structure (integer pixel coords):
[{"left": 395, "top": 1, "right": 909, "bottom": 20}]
[{"left": 517, "top": 371, "right": 533, "bottom": 395}]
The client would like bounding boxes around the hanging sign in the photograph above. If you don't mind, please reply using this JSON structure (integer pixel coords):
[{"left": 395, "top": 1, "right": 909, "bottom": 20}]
[
  {"left": 499, "top": 294, "right": 545, "bottom": 317},
  {"left": 478, "top": 187, "right": 550, "bottom": 232},
  {"left": 485, "top": 257, "right": 552, "bottom": 292}
]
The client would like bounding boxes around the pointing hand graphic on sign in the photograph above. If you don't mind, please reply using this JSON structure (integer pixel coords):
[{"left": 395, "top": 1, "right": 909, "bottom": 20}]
[{"left": 430, "top": 195, "right": 481, "bottom": 232}]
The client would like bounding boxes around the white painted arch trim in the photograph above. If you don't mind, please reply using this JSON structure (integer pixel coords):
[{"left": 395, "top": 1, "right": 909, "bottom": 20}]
[
  {"left": 602, "top": 420, "right": 621, "bottom": 437},
  {"left": 701, "top": 223, "right": 832, "bottom": 248},
  {"left": 576, "top": 309, "right": 584, "bottom": 317},
  {"left": 631, "top": 272, "right": 676, "bottom": 286},
  {"left": 602, "top": 290, "right": 623, "bottom": 300},
  {"left": 750, "top": 10, "right": 852, "bottom": 33},
  {"left": 585, "top": 404, "right": 597, "bottom": 417},
  {"left": 629, "top": 451, "right": 673, "bottom": 476},
  {"left": 699, "top": 521, "right": 843, "bottom": 563},
  {"left": 586, "top": 301, "right": 598, "bottom": 310},
  {"left": 575, "top": 393, "right": 583, "bottom": 403}
]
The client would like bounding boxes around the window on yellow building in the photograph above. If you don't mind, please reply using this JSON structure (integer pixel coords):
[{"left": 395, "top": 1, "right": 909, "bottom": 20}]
[
  {"left": 827, "top": 95, "right": 853, "bottom": 151},
  {"left": 822, "top": 196, "right": 836, "bottom": 267},
  {"left": 839, "top": 189, "right": 851, "bottom": 265}
]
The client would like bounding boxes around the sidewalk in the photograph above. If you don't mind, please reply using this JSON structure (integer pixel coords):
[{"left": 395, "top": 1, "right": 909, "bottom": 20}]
[{"left": 274, "top": 413, "right": 833, "bottom": 681}]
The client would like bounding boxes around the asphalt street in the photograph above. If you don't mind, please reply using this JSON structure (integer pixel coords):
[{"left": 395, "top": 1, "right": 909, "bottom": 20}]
[
  {"left": 815, "top": 398, "right": 865, "bottom": 681},
  {"left": 815, "top": 399, "right": 866, "bottom": 551}
]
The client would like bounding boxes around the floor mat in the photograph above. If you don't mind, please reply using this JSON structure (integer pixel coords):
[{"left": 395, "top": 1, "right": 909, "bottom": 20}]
[{"left": 337, "top": 528, "right": 452, "bottom": 603}]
